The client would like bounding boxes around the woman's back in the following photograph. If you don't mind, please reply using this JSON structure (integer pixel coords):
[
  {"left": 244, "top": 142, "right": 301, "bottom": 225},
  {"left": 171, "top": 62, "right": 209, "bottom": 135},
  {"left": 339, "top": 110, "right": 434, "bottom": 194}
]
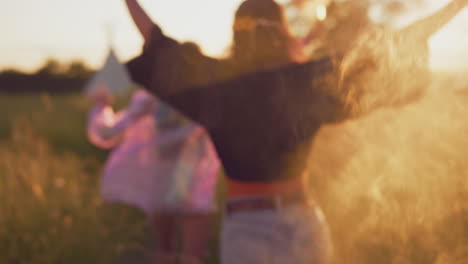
[{"left": 162, "top": 57, "right": 337, "bottom": 182}]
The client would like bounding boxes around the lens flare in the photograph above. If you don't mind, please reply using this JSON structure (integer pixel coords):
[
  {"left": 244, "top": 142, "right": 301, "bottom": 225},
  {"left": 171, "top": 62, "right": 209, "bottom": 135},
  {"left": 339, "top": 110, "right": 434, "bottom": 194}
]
[{"left": 316, "top": 4, "right": 327, "bottom": 21}]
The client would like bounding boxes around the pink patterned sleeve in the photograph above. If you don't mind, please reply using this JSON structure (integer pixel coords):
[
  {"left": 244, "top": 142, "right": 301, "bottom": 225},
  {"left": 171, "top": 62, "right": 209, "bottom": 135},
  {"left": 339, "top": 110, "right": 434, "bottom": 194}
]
[
  {"left": 87, "top": 90, "right": 157, "bottom": 149},
  {"left": 87, "top": 105, "right": 125, "bottom": 149}
]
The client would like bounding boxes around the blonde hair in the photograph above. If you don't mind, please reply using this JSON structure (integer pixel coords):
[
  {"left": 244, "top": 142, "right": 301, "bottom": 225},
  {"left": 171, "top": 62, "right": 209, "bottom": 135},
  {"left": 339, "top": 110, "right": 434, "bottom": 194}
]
[{"left": 338, "top": 28, "right": 428, "bottom": 116}]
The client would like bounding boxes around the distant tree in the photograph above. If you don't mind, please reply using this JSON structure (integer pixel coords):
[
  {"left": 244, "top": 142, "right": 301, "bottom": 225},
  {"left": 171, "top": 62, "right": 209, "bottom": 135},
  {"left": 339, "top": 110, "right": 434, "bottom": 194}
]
[
  {"left": 36, "top": 59, "right": 65, "bottom": 76},
  {"left": 319, "top": 0, "right": 374, "bottom": 58},
  {"left": 65, "top": 61, "right": 93, "bottom": 79},
  {"left": 282, "top": 0, "right": 374, "bottom": 58},
  {"left": 0, "top": 68, "right": 25, "bottom": 76}
]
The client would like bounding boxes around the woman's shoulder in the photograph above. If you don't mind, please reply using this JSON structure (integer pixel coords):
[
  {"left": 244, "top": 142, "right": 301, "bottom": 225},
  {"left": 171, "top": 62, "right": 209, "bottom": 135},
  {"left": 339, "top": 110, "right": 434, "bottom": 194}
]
[
  {"left": 123, "top": 89, "right": 159, "bottom": 117},
  {"left": 130, "top": 89, "right": 157, "bottom": 105}
]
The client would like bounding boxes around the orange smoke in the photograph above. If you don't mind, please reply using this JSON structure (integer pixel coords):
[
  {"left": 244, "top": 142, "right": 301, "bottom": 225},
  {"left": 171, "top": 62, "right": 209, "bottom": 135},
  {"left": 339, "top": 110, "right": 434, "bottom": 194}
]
[{"left": 308, "top": 72, "right": 468, "bottom": 263}]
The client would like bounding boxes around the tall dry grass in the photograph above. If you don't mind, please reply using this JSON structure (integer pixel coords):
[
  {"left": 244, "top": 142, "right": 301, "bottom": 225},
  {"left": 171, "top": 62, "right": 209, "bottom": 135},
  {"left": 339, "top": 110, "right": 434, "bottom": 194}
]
[{"left": 0, "top": 94, "right": 150, "bottom": 264}]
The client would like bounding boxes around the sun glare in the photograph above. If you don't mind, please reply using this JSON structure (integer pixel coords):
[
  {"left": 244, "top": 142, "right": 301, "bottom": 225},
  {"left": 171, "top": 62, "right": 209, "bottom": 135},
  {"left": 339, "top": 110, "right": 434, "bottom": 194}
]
[
  {"left": 0, "top": 0, "right": 467, "bottom": 71},
  {"left": 316, "top": 4, "right": 327, "bottom": 21}
]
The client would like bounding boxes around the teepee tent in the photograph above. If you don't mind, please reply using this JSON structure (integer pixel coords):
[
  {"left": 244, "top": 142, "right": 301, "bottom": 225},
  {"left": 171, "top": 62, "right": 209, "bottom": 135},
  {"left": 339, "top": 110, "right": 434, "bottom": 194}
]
[{"left": 83, "top": 48, "right": 133, "bottom": 97}]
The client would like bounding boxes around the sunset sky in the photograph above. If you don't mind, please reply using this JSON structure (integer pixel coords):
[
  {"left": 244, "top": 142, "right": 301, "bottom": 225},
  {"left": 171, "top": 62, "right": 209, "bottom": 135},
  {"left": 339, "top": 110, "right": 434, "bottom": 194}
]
[{"left": 0, "top": 0, "right": 467, "bottom": 73}]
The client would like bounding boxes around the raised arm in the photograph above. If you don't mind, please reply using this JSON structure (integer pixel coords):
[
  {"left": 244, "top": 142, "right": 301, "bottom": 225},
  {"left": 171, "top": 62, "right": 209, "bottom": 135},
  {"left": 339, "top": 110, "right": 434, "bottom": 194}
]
[
  {"left": 87, "top": 104, "right": 124, "bottom": 149},
  {"left": 87, "top": 90, "right": 156, "bottom": 149},
  {"left": 123, "top": 1, "right": 222, "bottom": 124},
  {"left": 399, "top": 0, "right": 468, "bottom": 41},
  {"left": 124, "top": 0, "right": 156, "bottom": 42}
]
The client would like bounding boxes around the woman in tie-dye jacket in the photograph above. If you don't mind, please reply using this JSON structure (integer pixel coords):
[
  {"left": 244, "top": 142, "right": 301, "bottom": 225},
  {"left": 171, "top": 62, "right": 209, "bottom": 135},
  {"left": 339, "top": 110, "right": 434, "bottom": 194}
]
[{"left": 87, "top": 88, "right": 220, "bottom": 264}]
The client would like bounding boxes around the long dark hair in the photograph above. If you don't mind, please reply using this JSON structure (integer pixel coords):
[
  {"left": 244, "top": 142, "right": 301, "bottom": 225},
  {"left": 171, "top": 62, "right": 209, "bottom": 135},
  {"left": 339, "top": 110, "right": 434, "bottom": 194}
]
[{"left": 229, "top": 0, "right": 303, "bottom": 74}]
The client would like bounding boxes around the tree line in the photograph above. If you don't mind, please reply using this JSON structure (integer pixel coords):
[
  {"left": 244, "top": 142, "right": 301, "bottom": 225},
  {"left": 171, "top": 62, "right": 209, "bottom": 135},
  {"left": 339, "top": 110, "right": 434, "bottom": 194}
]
[{"left": 0, "top": 59, "right": 95, "bottom": 94}]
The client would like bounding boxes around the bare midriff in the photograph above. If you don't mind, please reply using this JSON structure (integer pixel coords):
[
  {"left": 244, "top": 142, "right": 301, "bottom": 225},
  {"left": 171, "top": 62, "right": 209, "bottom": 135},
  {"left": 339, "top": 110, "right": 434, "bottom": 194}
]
[{"left": 226, "top": 173, "right": 308, "bottom": 199}]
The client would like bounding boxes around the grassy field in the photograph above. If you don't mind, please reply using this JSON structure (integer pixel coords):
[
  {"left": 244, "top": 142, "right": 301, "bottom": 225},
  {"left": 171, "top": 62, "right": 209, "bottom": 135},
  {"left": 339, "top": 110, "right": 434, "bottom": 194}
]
[
  {"left": 1, "top": 72, "right": 468, "bottom": 264},
  {"left": 0, "top": 93, "right": 154, "bottom": 264}
]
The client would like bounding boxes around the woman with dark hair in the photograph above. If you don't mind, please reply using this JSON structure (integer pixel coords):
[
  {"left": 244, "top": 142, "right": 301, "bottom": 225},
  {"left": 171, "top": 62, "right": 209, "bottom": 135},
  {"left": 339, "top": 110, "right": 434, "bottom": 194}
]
[
  {"left": 122, "top": 0, "right": 330, "bottom": 264},
  {"left": 123, "top": 0, "right": 467, "bottom": 263},
  {"left": 125, "top": 2, "right": 331, "bottom": 264}
]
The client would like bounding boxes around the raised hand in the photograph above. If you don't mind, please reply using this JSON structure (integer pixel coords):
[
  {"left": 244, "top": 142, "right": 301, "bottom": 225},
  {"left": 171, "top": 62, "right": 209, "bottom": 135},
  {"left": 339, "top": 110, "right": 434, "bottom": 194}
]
[
  {"left": 90, "top": 84, "right": 113, "bottom": 105},
  {"left": 124, "top": 0, "right": 154, "bottom": 42},
  {"left": 453, "top": 0, "right": 468, "bottom": 7},
  {"left": 400, "top": 0, "right": 468, "bottom": 41}
]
